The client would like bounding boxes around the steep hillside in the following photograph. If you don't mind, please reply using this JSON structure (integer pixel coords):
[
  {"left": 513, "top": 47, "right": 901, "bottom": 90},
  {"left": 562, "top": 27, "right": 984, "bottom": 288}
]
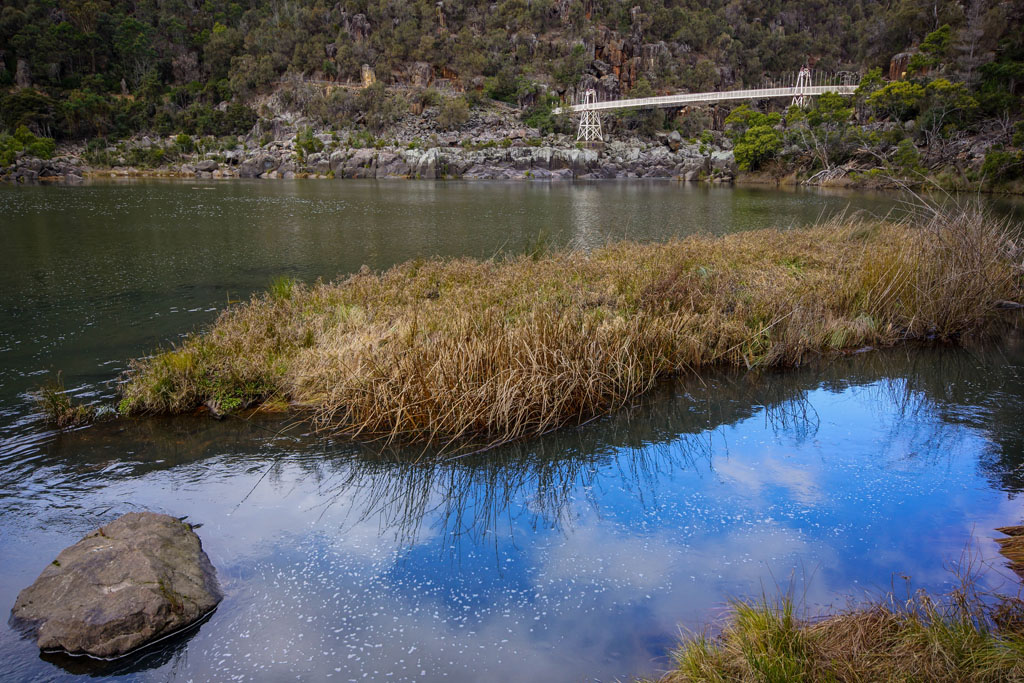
[{"left": 1, "top": 0, "right": 1022, "bottom": 141}]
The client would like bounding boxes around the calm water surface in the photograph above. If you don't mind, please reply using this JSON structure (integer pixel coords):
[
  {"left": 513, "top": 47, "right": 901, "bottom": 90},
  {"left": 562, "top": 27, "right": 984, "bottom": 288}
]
[{"left": 1, "top": 180, "right": 1023, "bottom": 681}]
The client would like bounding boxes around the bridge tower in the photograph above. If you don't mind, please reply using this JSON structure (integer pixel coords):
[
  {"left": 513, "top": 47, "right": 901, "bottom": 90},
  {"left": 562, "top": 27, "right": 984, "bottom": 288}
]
[
  {"left": 576, "top": 90, "right": 603, "bottom": 142},
  {"left": 791, "top": 67, "right": 812, "bottom": 108}
]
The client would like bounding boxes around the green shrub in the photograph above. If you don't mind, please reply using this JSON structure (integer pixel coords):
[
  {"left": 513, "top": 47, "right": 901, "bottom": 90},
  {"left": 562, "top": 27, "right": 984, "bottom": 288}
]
[
  {"left": 867, "top": 81, "right": 926, "bottom": 121},
  {"left": 522, "top": 94, "right": 570, "bottom": 135},
  {"left": 415, "top": 88, "right": 442, "bottom": 108},
  {"left": 33, "top": 374, "right": 96, "bottom": 428},
  {"left": 294, "top": 126, "right": 323, "bottom": 160},
  {"left": 483, "top": 68, "right": 527, "bottom": 104},
  {"left": 893, "top": 138, "right": 924, "bottom": 175},
  {"left": 174, "top": 133, "right": 194, "bottom": 154},
  {"left": 224, "top": 101, "right": 257, "bottom": 134},
  {"left": 733, "top": 124, "right": 781, "bottom": 171},
  {"left": 0, "top": 125, "right": 56, "bottom": 165},
  {"left": 1013, "top": 121, "right": 1024, "bottom": 148},
  {"left": 349, "top": 130, "right": 377, "bottom": 148},
  {"left": 268, "top": 275, "right": 297, "bottom": 300},
  {"left": 356, "top": 82, "right": 407, "bottom": 133},
  {"left": 725, "top": 105, "right": 781, "bottom": 139},
  {"left": 981, "top": 147, "right": 1024, "bottom": 185},
  {"left": 437, "top": 97, "right": 470, "bottom": 129}
]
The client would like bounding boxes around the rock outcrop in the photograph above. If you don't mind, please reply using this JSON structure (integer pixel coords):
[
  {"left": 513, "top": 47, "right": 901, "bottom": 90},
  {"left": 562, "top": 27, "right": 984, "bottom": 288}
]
[{"left": 10, "top": 512, "right": 222, "bottom": 658}]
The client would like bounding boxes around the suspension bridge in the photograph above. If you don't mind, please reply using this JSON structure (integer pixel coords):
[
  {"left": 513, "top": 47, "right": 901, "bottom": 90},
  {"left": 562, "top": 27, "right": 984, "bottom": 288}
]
[{"left": 556, "top": 68, "right": 860, "bottom": 141}]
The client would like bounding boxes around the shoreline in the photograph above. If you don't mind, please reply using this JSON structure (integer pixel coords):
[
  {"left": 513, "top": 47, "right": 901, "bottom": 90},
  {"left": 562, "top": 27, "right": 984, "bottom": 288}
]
[
  {"left": 3, "top": 135, "right": 740, "bottom": 185},
  {"left": 8, "top": 155, "right": 1022, "bottom": 196},
  {"left": 4, "top": 122, "right": 1020, "bottom": 194}
]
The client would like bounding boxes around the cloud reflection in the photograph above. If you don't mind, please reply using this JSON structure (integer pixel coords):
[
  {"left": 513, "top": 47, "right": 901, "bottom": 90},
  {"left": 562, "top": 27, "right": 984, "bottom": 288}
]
[{"left": 2, "top": 343, "right": 1024, "bottom": 680}]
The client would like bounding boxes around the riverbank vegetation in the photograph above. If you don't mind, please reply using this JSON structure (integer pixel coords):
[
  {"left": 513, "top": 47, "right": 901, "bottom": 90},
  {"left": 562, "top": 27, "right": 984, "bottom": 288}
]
[
  {"left": 724, "top": 55, "right": 1024, "bottom": 192},
  {"left": 1, "top": 1, "right": 1021, "bottom": 190},
  {"left": 0, "top": 125, "right": 54, "bottom": 165},
  {"left": 650, "top": 582, "right": 1024, "bottom": 682},
  {"left": 118, "top": 204, "right": 1023, "bottom": 449}
]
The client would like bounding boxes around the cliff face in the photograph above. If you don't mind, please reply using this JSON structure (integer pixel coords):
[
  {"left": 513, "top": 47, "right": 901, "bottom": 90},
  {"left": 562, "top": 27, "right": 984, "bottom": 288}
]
[
  {"left": 319, "top": 15, "right": 692, "bottom": 102},
  {"left": 567, "top": 28, "right": 673, "bottom": 102}
]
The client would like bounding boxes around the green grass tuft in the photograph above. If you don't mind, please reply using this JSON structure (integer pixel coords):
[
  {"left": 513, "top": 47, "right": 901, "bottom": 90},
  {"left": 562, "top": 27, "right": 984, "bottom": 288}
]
[
  {"left": 268, "top": 275, "right": 298, "bottom": 301},
  {"left": 651, "top": 588, "right": 1024, "bottom": 683},
  {"left": 33, "top": 374, "right": 97, "bottom": 429}
]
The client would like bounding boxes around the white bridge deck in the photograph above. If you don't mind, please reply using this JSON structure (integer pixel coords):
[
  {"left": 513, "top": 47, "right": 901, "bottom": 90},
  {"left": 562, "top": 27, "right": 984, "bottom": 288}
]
[{"left": 555, "top": 84, "right": 858, "bottom": 114}]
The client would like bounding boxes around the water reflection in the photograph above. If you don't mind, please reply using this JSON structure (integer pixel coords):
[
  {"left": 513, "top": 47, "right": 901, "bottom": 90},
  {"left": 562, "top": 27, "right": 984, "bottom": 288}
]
[
  {"left": 3, "top": 181, "right": 1024, "bottom": 681},
  {"left": 2, "top": 338, "right": 1023, "bottom": 681},
  {"left": 4, "top": 336, "right": 1021, "bottom": 546},
  {"left": 36, "top": 612, "right": 213, "bottom": 678}
]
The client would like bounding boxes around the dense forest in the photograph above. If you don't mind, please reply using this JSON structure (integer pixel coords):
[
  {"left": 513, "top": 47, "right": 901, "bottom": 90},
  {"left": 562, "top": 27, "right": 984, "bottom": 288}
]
[{"left": 0, "top": 0, "right": 1022, "bottom": 156}]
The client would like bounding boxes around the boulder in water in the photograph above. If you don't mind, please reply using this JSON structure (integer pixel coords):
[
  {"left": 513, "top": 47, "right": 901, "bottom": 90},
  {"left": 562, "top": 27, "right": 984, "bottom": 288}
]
[{"left": 10, "top": 512, "right": 222, "bottom": 658}]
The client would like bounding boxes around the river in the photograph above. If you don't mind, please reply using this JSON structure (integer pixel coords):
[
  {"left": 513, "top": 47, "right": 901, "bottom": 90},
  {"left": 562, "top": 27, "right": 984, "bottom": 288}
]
[{"left": 2, "top": 179, "right": 1023, "bottom": 681}]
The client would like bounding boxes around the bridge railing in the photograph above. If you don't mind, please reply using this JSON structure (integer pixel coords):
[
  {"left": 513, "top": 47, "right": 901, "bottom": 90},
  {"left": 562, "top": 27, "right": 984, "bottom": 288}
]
[{"left": 557, "top": 84, "right": 858, "bottom": 114}]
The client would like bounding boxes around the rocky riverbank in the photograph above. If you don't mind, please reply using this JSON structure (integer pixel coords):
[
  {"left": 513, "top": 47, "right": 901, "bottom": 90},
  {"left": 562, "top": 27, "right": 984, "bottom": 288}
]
[
  {"left": 1, "top": 130, "right": 737, "bottom": 184},
  {"left": 2, "top": 97, "right": 1011, "bottom": 191}
]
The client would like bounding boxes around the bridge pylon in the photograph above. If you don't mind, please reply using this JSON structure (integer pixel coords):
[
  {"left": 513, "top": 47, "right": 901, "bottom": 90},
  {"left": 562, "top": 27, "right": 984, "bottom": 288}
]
[
  {"left": 791, "top": 67, "right": 812, "bottom": 108},
  {"left": 576, "top": 90, "right": 603, "bottom": 142}
]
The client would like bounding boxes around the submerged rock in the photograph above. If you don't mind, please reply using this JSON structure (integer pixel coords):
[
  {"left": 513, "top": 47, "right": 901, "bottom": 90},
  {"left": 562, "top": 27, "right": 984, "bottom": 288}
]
[{"left": 10, "top": 512, "right": 222, "bottom": 658}]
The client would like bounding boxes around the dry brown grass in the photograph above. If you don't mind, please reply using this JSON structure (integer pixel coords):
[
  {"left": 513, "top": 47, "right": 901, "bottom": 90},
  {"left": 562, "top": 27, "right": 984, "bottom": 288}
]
[{"left": 119, "top": 204, "right": 1022, "bottom": 450}]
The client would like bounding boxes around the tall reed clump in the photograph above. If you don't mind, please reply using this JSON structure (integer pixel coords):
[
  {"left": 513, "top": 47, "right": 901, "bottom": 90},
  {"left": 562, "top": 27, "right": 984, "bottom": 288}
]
[
  {"left": 119, "top": 204, "right": 1023, "bottom": 449},
  {"left": 34, "top": 374, "right": 97, "bottom": 429},
  {"left": 655, "top": 586, "right": 1024, "bottom": 682}
]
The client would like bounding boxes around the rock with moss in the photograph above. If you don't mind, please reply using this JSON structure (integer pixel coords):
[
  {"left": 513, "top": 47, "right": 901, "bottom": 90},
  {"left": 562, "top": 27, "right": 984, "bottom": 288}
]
[{"left": 10, "top": 512, "right": 222, "bottom": 658}]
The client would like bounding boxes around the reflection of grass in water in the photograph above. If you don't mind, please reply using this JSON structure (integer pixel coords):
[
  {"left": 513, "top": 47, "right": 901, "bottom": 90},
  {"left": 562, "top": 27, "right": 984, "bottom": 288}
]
[
  {"left": 310, "top": 424, "right": 714, "bottom": 549},
  {"left": 46, "top": 339, "right": 1019, "bottom": 544},
  {"left": 119, "top": 204, "right": 1023, "bottom": 452},
  {"left": 653, "top": 551, "right": 1024, "bottom": 683},
  {"left": 299, "top": 348, "right": 994, "bottom": 548}
]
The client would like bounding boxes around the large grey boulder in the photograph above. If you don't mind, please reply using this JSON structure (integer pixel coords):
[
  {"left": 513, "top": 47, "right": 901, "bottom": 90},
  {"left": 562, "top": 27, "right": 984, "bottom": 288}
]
[
  {"left": 342, "top": 149, "right": 377, "bottom": 178},
  {"left": 329, "top": 149, "right": 349, "bottom": 173},
  {"left": 407, "top": 148, "right": 439, "bottom": 179},
  {"left": 313, "top": 158, "right": 331, "bottom": 175},
  {"left": 238, "top": 153, "right": 278, "bottom": 178},
  {"left": 10, "top": 512, "right": 222, "bottom": 658},
  {"left": 509, "top": 147, "right": 534, "bottom": 170},
  {"left": 20, "top": 158, "right": 44, "bottom": 172},
  {"left": 710, "top": 149, "right": 737, "bottom": 175},
  {"left": 376, "top": 151, "right": 411, "bottom": 177},
  {"left": 666, "top": 130, "right": 683, "bottom": 151}
]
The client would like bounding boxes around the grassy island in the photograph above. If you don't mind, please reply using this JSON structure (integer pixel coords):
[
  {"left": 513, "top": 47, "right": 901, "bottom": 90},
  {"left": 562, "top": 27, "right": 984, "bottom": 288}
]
[{"left": 120, "top": 206, "right": 1022, "bottom": 449}]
